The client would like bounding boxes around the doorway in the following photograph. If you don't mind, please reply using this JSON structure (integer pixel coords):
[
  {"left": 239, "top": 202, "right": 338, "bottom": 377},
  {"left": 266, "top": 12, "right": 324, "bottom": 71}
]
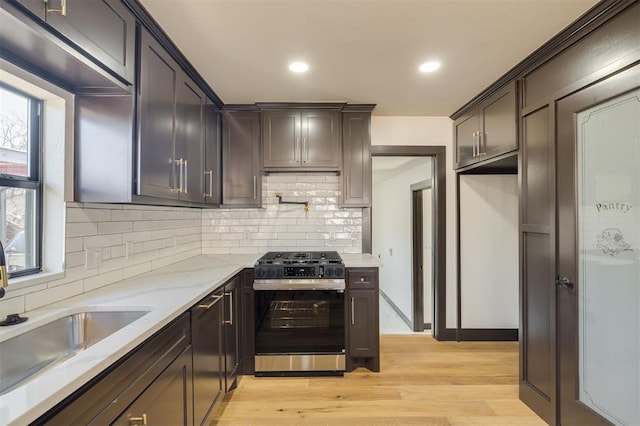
[
  {"left": 365, "top": 146, "right": 447, "bottom": 338},
  {"left": 412, "top": 182, "right": 433, "bottom": 333}
]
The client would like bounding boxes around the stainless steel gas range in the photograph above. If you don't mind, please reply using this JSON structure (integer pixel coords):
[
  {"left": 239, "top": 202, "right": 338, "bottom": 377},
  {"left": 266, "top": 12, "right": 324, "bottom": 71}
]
[{"left": 253, "top": 251, "right": 346, "bottom": 376}]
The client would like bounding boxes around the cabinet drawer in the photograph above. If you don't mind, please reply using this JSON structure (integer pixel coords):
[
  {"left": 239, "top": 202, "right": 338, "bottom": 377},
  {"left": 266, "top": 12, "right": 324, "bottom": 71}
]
[{"left": 347, "top": 269, "right": 377, "bottom": 289}]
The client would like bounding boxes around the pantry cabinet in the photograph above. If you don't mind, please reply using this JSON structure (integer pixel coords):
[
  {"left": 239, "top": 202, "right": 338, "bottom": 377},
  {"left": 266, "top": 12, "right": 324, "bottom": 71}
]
[
  {"left": 262, "top": 108, "right": 341, "bottom": 170},
  {"left": 454, "top": 81, "right": 517, "bottom": 169},
  {"left": 346, "top": 267, "right": 379, "bottom": 372}
]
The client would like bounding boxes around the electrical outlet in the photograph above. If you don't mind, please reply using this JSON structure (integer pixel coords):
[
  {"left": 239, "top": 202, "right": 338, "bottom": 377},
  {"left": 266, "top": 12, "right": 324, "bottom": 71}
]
[
  {"left": 389, "top": 248, "right": 393, "bottom": 256},
  {"left": 244, "top": 231, "right": 251, "bottom": 240},
  {"left": 85, "top": 247, "right": 102, "bottom": 269}
]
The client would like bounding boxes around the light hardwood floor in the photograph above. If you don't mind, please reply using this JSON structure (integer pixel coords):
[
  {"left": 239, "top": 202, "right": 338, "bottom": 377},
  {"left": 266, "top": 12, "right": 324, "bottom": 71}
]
[{"left": 210, "top": 335, "right": 546, "bottom": 425}]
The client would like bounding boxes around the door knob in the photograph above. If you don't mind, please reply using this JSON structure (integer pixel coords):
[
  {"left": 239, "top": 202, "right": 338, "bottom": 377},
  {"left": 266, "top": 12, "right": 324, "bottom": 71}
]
[{"left": 555, "top": 276, "right": 574, "bottom": 289}]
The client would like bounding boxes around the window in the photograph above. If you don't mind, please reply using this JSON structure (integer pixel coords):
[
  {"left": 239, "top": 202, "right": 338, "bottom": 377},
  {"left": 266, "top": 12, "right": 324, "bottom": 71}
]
[{"left": 0, "top": 84, "right": 42, "bottom": 277}]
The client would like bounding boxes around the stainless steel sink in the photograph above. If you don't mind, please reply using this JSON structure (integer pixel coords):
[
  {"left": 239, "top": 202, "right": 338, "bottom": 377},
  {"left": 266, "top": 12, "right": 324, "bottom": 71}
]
[{"left": 0, "top": 310, "right": 149, "bottom": 395}]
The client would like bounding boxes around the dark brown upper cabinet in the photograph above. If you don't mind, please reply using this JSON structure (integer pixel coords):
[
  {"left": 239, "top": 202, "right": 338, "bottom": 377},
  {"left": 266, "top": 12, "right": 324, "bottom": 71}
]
[
  {"left": 204, "top": 103, "right": 222, "bottom": 206},
  {"left": 342, "top": 109, "right": 373, "bottom": 207},
  {"left": 1, "top": 0, "right": 135, "bottom": 92},
  {"left": 138, "top": 28, "right": 204, "bottom": 204},
  {"left": 262, "top": 109, "right": 341, "bottom": 170},
  {"left": 222, "top": 109, "right": 261, "bottom": 207},
  {"left": 453, "top": 81, "right": 517, "bottom": 170}
]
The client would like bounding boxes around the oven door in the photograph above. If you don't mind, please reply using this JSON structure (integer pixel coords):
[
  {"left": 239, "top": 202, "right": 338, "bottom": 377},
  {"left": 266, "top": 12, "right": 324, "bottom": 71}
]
[{"left": 254, "top": 288, "right": 345, "bottom": 375}]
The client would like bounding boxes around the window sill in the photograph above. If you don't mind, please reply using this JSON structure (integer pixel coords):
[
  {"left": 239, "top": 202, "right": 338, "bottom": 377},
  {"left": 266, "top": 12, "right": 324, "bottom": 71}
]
[{"left": 8, "top": 270, "right": 65, "bottom": 292}]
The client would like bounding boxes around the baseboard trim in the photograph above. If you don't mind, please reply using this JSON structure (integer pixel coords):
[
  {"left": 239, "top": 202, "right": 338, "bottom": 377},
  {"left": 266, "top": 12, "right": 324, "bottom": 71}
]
[
  {"left": 458, "top": 328, "right": 519, "bottom": 341},
  {"left": 379, "top": 289, "right": 413, "bottom": 330}
]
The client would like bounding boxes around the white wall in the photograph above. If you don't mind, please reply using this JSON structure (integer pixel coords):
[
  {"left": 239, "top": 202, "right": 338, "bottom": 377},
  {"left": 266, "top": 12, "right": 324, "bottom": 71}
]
[
  {"left": 371, "top": 116, "right": 457, "bottom": 328},
  {"left": 372, "top": 159, "right": 431, "bottom": 321},
  {"left": 459, "top": 175, "right": 519, "bottom": 328}
]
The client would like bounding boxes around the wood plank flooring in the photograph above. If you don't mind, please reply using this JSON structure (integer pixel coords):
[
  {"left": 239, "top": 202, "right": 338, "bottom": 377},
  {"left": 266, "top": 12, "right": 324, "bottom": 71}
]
[{"left": 210, "top": 335, "right": 545, "bottom": 425}]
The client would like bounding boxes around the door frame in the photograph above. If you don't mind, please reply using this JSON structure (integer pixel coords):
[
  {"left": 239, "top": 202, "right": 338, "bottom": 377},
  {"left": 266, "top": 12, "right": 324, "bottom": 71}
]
[{"left": 364, "top": 145, "right": 452, "bottom": 340}]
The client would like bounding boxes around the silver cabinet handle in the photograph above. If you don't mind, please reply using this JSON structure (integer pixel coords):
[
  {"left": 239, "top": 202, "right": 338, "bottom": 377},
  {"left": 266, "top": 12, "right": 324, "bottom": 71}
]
[
  {"left": 296, "top": 136, "right": 301, "bottom": 164},
  {"left": 345, "top": 175, "right": 350, "bottom": 198},
  {"left": 351, "top": 297, "right": 355, "bottom": 325},
  {"left": 183, "top": 160, "right": 188, "bottom": 193},
  {"left": 197, "top": 294, "right": 223, "bottom": 310},
  {"left": 47, "top": 0, "right": 66, "bottom": 15},
  {"left": 472, "top": 132, "right": 477, "bottom": 157},
  {"left": 178, "top": 159, "right": 184, "bottom": 193},
  {"left": 224, "top": 291, "right": 233, "bottom": 325},
  {"left": 204, "top": 170, "right": 213, "bottom": 197},
  {"left": 479, "top": 132, "right": 485, "bottom": 156},
  {"left": 253, "top": 176, "right": 257, "bottom": 200},
  {"left": 303, "top": 136, "right": 307, "bottom": 164}
]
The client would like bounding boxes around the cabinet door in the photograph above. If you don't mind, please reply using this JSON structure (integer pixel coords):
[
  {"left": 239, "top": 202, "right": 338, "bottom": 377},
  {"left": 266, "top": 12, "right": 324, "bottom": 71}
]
[
  {"left": 480, "top": 81, "right": 517, "bottom": 159},
  {"left": 222, "top": 110, "right": 261, "bottom": 206},
  {"left": 262, "top": 110, "right": 300, "bottom": 167},
  {"left": 348, "top": 289, "right": 379, "bottom": 358},
  {"left": 137, "top": 28, "right": 179, "bottom": 200},
  {"left": 176, "top": 74, "right": 205, "bottom": 202},
  {"left": 10, "top": 0, "right": 45, "bottom": 19},
  {"left": 45, "top": 0, "right": 135, "bottom": 83},
  {"left": 204, "top": 104, "right": 222, "bottom": 205},
  {"left": 301, "top": 109, "right": 341, "bottom": 168},
  {"left": 342, "top": 111, "right": 371, "bottom": 207},
  {"left": 113, "top": 346, "right": 193, "bottom": 426},
  {"left": 224, "top": 277, "right": 241, "bottom": 392},
  {"left": 454, "top": 110, "right": 479, "bottom": 169},
  {"left": 191, "top": 292, "right": 224, "bottom": 426}
]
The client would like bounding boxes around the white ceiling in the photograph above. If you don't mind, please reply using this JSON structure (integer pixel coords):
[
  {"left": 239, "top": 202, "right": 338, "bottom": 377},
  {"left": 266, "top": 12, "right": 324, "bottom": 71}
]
[{"left": 140, "top": 0, "right": 600, "bottom": 116}]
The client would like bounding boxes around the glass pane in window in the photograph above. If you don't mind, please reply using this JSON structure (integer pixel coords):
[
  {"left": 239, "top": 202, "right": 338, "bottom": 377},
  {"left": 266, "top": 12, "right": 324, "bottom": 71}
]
[
  {"left": 0, "top": 187, "right": 37, "bottom": 273},
  {"left": 0, "top": 87, "right": 30, "bottom": 177}
]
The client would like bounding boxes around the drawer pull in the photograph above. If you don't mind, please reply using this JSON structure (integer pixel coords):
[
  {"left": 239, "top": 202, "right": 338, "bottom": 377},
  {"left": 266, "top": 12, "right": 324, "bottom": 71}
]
[
  {"left": 198, "top": 294, "right": 223, "bottom": 310},
  {"left": 129, "top": 414, "right": 147, "bottom": 426},
  {"left": 360, "top": 277, "right": 365, "bottom": 282}
]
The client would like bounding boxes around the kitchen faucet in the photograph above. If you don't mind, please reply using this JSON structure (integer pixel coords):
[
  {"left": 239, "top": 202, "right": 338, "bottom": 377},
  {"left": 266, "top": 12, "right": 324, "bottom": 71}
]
[{"left": 0, "top": 240, "right": 8, "bottom": 298}]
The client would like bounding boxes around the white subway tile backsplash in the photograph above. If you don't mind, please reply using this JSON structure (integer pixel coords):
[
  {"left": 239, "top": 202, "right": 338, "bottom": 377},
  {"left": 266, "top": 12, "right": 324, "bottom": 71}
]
[
  {"left": 1, "top": 174, "right": 363, "bottom": 315},
  {"left": 202, "top": 173, "right": 362, "bottom": 254}
]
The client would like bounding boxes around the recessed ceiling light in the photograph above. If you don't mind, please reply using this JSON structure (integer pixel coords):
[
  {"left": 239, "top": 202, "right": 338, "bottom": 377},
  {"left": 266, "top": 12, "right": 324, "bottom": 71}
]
[
  {"left": 289, "top": 62, "right": 309, "bottom": 73},
  {"left": 419, "top": 61, "right": 441, "bottom": 73}
]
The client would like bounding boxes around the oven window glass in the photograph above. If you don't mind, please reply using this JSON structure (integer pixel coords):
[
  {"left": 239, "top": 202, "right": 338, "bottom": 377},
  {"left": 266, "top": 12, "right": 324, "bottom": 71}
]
[{"left": 255, "top": 290, "right": 345, "bottom": 354}]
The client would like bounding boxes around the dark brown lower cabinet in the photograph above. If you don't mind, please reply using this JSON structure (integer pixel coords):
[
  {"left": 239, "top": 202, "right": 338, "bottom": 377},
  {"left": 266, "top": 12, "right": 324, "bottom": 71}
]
[
  {"left": 223, "top": 275, "right": 241, "bottom": 392},
  {"left": 346, "top": 268, "right": 380, "bottom": 372},
  {"left": 36, "top": 313, "right": 191, "bottom": 425},
  {"left": 113, "top": 345, "right": 193, "bottom": 426},
  {"left": 191, "top": 290, "right": 225, "bottom": 426},
  {"left": 239, "top": 269, "right": 256, "bottom": 375}
]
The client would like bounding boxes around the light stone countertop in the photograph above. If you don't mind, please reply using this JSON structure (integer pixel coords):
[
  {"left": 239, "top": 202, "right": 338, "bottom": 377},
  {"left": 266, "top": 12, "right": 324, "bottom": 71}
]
[{"left": 0, "top": 252, "right": 380, "bottom": 425}]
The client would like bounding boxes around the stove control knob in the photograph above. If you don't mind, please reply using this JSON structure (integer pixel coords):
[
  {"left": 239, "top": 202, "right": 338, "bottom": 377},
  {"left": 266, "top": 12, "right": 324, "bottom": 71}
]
[
  {"left": 334, "top": 268, "right": 344, "bottom": 277},
  {"left": 255, "top": 269, "right": 265, "bottom": 278},
  {"left": 267, "top": 268, "right": 276, "bottom": 278},
  {"left": 325, "top": 268, "right": 333, "bottom": 278}
]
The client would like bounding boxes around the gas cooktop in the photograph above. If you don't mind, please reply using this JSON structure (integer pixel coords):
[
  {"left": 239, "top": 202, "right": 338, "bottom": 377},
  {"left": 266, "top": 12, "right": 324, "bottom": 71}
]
[
  {"left": 256, "top": 251, "right": 343, "bottom": 265},
  {"left": 254, "top": 251, "right": 345, "bottom": 281}
]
